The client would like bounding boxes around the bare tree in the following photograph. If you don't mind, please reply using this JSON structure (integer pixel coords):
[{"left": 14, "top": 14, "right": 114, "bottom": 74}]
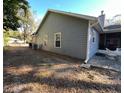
[{"left": 18, "top": 9, "right": 37, "bottom": 43}]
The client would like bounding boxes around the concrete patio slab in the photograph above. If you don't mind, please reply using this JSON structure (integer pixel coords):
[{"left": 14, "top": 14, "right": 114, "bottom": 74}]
[{"left": 87, "top": 55, "right": 121, "bottom": 72}]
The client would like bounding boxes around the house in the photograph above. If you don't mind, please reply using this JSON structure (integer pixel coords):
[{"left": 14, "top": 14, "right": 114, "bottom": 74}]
[
  {"left": 99, "top": 24, "right": 121, "bottom": 50},
  {"left": 32, "top": 9, "right": 121, "bottom": 63}
]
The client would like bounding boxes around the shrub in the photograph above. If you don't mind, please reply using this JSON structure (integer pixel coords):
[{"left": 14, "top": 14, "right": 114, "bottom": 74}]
[{"left": 3, "top": 31, "right": 10, "bottom": 46}]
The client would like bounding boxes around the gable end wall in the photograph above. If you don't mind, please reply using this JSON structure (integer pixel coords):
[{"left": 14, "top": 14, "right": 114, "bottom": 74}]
[{"left": 36, "top": 13, "right": 88, "bottom": 59}]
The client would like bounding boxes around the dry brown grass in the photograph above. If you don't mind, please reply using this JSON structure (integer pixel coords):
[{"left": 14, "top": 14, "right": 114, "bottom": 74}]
[
  {"left": 4, "top": 65, "right": 33, "bottom": 75},
  {"left": 3, "top": 46, "right": 121, "bottom": 93}
]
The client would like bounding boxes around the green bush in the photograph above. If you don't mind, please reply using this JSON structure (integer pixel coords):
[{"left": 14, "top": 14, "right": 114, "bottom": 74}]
[
  {"left": 3, "top": 31, "right": 10, "bottom": 46},
  {"left": 9, "top": 30, "right": 21, "bottom": 39}
]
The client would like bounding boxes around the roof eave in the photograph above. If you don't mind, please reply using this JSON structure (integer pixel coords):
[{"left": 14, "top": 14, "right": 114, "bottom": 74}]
[
  {"left": 48, "top": 9, "right": 97, "bottom": 21},
  {"left": 35, "top": 9, "right": 97, "bottom": 35},
  {"left": 102, "top": 28, "right": 121, "bottom": 33}
]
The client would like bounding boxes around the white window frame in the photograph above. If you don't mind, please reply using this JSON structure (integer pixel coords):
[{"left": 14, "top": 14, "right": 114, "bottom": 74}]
[{"left": 54, "top": 32, "right": 61, "bottom": 48}]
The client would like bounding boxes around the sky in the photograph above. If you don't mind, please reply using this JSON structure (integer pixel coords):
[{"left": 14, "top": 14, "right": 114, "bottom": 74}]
[{"left": 28, "top": 0, "right": 121, "bottom": 23}]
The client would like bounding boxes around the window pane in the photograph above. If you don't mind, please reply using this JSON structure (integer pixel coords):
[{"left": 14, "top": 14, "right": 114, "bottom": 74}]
[
  {"left": 56, "top": 34, "right": 60, "bottom": 41},
  {"left": 56, "top": 41, "right": 60, "bottom": 47},
  {"left": 93, "top": 37, "right": 95, "bottom": 42}
]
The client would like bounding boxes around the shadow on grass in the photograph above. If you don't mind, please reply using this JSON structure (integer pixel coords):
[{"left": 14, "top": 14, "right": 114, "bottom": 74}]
[{"left": 4, "top": 69, "right": 121, "bottom": 92}]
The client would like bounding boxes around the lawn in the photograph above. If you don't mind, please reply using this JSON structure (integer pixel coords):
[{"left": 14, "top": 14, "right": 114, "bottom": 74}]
[{"left": 3, "top": 46, "right": 121, "bottom": 93}]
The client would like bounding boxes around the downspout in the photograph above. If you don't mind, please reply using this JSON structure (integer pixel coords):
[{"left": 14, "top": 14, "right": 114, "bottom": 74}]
[
  {"left": 84, "top": 21, "right": 91, "bottom": 63},
  {"left": 84, "top": 20, "right": 99, "bottom": 63}
]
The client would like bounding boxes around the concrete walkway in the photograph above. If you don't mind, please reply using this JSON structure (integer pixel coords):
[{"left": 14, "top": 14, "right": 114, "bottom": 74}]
[{"left": 87, "top": 55, "right": 121, "bottom": 72}]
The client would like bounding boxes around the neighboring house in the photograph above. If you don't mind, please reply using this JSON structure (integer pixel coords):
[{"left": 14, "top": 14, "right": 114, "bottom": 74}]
[{"left": 32, "top": 9, "right": 121, "bottom": 63}]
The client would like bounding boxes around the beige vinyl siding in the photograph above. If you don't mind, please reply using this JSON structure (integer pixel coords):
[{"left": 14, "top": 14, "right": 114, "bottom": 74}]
[{"left": 36, "top": 12, "right": 88, "bottom": 59}]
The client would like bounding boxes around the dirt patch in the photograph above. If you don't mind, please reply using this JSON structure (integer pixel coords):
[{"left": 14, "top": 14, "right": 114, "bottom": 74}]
[{"left": 3, "top": 46, "right": 121, "bottom": 93}]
